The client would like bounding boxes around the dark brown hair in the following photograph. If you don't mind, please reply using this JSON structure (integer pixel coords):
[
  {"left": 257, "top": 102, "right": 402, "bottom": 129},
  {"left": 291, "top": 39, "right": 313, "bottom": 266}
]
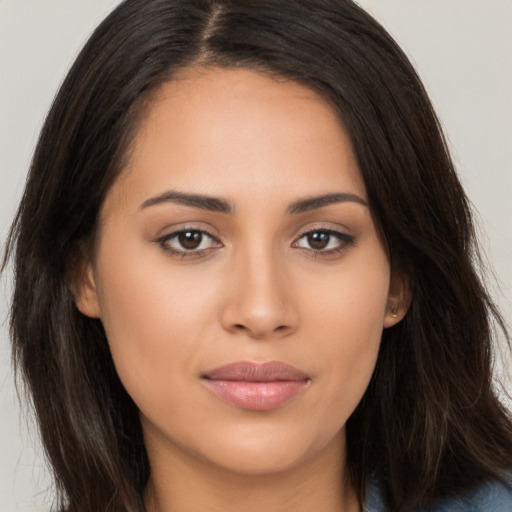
[{"left": 4, "top": 1, "right": 512, "bottom": 510}]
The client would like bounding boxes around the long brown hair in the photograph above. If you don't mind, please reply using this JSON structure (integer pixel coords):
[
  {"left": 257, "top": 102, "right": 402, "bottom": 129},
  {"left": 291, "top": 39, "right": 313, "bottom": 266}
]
[{"left": 4, "top": 1, "right": 512, "bottom": 510}]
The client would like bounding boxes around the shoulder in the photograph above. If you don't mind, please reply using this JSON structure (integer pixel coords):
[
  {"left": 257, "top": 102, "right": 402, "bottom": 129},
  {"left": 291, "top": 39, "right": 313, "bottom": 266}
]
[
  {"left": 364, "top": 476, "right": 512, "bottom": 512},
  {"left": 428, "top": 477, "right": 512, "bottom": 512}
]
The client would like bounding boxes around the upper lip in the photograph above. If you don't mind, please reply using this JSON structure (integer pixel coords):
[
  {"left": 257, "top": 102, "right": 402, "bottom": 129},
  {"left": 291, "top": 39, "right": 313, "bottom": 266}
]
[{"left": 202, "top": 361, "right": 309, "bottom": 382}]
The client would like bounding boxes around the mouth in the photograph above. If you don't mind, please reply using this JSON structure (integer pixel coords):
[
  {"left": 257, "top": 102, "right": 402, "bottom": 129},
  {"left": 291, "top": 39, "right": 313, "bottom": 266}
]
[{"left": 201, "top": 361, "right": 311, "bottom": 411}]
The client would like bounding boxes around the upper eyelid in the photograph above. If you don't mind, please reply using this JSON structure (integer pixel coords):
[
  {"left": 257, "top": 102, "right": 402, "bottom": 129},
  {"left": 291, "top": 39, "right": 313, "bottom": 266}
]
[
  {"left": 155, "top": 227, "right": 220, "bottom": 250},
  {"left": 295, "top": 229, "right": 353, "bottom": 242},
  {"left": 294, "top": 224, "right": 351, "bottom": 239},
  {"left": 299, "top": 227, "right": 345, "bottom": 235},
  {"left": 156, "top": 225, "right": 220, "bottom": 240},
  {"left": 156, "top": 229, "right": 222, "bottom": 258},
  {"left": 154, "top": 223, "right": 354, "bottom": 250},
  {"left": 156, "top": 225, "right": 351, "bottom": 241},
  {"left": 292, "top": 226, "right": 355, "bottom": 251}
]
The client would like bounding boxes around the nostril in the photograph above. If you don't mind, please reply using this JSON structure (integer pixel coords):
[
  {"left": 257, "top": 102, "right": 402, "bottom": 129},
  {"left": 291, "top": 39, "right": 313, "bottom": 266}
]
[{"left": 234, "top": 323, "right": 288, "bottom": 332}]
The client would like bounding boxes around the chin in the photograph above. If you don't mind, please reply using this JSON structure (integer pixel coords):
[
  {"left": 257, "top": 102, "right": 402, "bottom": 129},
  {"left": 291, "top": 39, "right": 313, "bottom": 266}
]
[
  {"left": 190, "top": 422, "right": 345, "bottom": 477},
  {"left": 210, "top": 446, "right": 308, "bottom": 476}
]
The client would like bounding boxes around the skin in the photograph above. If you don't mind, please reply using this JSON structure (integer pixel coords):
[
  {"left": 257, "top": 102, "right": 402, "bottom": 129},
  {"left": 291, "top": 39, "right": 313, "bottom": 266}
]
[{"left": 76, "top": 67, "right": 408, "bottom": 512}]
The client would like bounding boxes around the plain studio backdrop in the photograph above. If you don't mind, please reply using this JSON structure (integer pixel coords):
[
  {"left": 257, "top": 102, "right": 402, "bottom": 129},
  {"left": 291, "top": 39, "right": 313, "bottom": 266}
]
[{"left": 1, "top": 1, "right": 511, "bottom": 510}]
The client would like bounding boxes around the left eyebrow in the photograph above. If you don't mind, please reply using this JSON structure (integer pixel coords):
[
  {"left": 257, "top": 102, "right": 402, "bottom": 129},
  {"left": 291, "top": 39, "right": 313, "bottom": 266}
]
[
  {"left": 287, "top": 193, "right": 368, "bottom": 214},
  {"left": 140, "top": 190, "right": 233, "bottom": 213}
]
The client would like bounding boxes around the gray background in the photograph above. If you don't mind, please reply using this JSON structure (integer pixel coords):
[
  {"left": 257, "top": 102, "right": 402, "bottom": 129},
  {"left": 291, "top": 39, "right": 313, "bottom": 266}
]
[{"left": 1, "top": 1, "right": 511, "bottom": 510}]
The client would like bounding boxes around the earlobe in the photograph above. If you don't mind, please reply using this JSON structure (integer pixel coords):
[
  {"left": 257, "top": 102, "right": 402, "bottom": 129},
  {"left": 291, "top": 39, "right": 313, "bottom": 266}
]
[
  {"left": 384, "top": 270, "right": 411, "bottom": 328},
  {"left": 70, "top": 260, "right": 102, "bottom": 319}
]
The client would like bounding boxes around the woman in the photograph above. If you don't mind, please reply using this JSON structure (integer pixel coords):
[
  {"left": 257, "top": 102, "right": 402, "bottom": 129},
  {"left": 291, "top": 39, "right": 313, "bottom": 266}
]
[{"left": 3, "top": 0, "right": 512, "bottom": 510}]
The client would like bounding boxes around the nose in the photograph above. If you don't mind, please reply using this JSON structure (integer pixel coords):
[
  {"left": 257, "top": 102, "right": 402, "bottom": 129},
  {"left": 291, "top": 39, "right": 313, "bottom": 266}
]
[{"left": 220, "top": 245, "right": 299, "bottom": 340}]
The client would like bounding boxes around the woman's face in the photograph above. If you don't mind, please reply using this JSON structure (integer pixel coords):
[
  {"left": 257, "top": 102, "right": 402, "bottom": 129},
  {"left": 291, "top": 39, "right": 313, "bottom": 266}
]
[{"left": 77, "top": 67, "right": 406, "bottom": 476}]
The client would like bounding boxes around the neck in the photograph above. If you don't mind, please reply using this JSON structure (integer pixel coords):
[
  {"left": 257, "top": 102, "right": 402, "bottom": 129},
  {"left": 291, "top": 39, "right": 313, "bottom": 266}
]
[{"left": 143, "top": 429, "right": 361, "bottom": 512}]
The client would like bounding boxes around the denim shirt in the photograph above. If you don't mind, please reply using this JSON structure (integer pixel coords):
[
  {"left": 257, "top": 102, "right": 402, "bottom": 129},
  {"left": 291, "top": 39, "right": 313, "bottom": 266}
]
[{"left": 364, "top": 477, "right": 512, "bottom": 512}]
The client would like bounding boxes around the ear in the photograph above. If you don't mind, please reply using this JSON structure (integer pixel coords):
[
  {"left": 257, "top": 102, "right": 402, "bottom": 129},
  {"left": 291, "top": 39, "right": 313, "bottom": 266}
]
[
  {"left": 69, "top": 258, "right": 102, "bottom": 319},
  {"left": 383, "top": 270, "right": 411, "bottom": 328}
]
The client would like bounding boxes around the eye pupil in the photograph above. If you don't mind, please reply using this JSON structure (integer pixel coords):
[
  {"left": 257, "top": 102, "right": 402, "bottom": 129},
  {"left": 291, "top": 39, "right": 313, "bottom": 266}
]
[
  {"left": 307, "top": 232, "right": 330, "bottom": 250},
  {"left": 178, "top": 231, "right": 202, "bottom": 250}
]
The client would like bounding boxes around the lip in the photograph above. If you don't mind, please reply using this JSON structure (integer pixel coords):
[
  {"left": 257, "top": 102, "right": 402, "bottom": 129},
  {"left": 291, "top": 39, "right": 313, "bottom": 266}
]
[{"left": 201, "top": 361, "right": 310, "bottom": 411}]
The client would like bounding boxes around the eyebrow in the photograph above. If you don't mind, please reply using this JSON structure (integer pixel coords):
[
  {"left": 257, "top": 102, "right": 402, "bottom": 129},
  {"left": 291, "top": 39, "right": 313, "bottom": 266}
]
[
  {"left": 286, "top": 192, "right": 368, "bottom": 214},
  {"left": 140, "top": 190, "right": 233, "bottom": 213},
  {"left": 140, "top": 190, "right": 367, "bottom": 214}
]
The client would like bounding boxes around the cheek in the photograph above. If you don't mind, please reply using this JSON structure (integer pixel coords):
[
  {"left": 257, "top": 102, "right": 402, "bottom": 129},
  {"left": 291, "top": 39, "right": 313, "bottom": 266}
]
[
  {"left": 299, "top": 248, "right": 389, "bottom": 418},
  {"left": 93, "top": 239, "right": 222, "bottom": 405}
]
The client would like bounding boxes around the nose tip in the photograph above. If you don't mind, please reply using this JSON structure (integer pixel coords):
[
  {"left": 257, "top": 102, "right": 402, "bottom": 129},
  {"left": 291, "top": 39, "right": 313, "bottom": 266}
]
[
  {"left": 220, "top": 259, "right": 298, "bottom": 340},
  {"left": 228, "top": 313, "right": 295, "bottom": 340}
]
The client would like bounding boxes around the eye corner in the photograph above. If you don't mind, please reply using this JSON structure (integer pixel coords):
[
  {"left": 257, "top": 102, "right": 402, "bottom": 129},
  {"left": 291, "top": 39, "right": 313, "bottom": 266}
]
[
  {"left": 155, "top": 227, "right": 223, "bottom": 259},
  {"left": 292, "top": 227, "right": 356, "bottom": 257}
]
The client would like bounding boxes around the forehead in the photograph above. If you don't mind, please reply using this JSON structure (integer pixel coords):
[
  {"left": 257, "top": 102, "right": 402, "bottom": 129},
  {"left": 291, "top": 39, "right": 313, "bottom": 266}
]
[{"left": 108, "top": 66, "right": 366, "bottom": 211}]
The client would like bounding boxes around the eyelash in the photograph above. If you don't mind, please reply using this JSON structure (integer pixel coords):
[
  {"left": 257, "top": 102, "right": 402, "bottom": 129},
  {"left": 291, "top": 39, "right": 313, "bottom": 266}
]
[
  {"left": 156, "top": 227, "right": 355, "bottom": 259},
  {"left": 292, "top": 228, "right": 355, "bottom": 257},
  {"left": 156, "top": 228, "right": 221, "bottom": 259}
]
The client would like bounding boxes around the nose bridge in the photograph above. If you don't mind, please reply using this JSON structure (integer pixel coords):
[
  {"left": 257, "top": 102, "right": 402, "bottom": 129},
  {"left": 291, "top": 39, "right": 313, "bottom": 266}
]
[{"left": 221, "top": 235, "right": 297, "bottom": 338}]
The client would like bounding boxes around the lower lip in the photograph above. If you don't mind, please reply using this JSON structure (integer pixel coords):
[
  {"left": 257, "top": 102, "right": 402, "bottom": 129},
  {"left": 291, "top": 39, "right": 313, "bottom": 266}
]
[{"left": 202, "top": 379, "right": 310, "bottom": 411}]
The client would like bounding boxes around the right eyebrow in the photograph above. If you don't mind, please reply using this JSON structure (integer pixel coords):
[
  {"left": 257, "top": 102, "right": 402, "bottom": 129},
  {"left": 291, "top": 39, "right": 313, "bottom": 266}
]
[
  {"left": 140, "top": 190, "right": 233, "bottom": 213},
  {"left": 287, "top": 192, "right": 368, "bottom": 214}
]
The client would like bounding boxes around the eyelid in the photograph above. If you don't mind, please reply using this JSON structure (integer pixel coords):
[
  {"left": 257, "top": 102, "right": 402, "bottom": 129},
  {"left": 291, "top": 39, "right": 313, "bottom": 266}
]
[
  {"left": 153, "top": 222, "right": 355, "bottom": 259},
  {"left": 292, "top": 225, "right": 356, "bottom": 255},
  {"left": 294, "top": 222, "right": 352, "bottom": 240},
  {"left": 156, "top": 226, "right": 222, "bottom": 258}
]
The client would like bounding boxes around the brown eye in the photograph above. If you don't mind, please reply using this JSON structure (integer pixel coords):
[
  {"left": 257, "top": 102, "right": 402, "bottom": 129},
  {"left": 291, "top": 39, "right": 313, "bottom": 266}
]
[
  {"left": 294, "top": 229, "right": 355, "bottom": 254},
  {"left": 177, "top": 231, "right": 204, "bottom": 250},
  {"left": 306, "top": 231, "right": 330, "bottom": 250},
  {"left": 158, "top": 229, "right": 220, "bottom": 255}
]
